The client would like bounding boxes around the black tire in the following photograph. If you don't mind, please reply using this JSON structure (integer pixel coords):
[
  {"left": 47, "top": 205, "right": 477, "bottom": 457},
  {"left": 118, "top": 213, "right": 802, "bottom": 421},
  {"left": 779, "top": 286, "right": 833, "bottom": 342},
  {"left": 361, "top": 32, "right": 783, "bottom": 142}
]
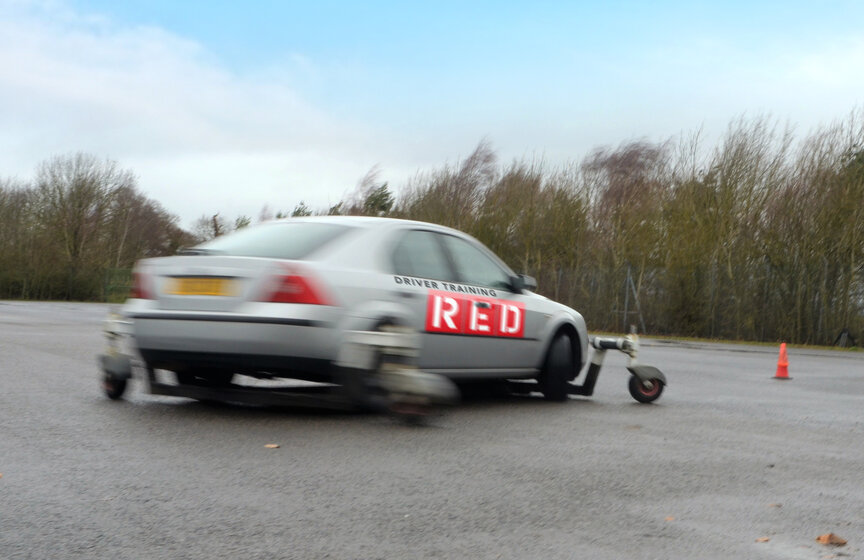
[
  {"left": 537, "top": 334, "right": 573, "bottom": 402},
  {"left": 628, "top": 376, "right": 664, "bottom": 403},
  {"left": 102, "top": 375, "right": 128, "bottom": 400}
]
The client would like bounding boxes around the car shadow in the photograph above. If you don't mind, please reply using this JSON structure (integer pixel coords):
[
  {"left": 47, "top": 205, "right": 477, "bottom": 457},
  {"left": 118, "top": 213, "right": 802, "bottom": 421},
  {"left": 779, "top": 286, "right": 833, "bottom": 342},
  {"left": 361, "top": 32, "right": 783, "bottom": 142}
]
[{"left": 101, "top": 377, "right": 599, "bottom": 423}]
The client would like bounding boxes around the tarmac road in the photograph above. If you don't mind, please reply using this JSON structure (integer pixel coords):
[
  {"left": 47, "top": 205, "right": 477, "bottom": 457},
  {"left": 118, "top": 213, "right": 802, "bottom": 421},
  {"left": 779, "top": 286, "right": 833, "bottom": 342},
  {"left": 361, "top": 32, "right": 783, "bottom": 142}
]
[{"left": 1, "top": 300, "right": 863, "bottom": 560}]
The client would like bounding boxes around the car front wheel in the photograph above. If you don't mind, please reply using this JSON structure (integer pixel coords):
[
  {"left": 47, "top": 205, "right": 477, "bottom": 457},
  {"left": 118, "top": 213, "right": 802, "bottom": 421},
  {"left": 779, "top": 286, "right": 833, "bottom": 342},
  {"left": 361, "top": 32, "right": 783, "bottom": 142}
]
[{"left": 537, "top": 334, "right": 573, "bottom": 402}]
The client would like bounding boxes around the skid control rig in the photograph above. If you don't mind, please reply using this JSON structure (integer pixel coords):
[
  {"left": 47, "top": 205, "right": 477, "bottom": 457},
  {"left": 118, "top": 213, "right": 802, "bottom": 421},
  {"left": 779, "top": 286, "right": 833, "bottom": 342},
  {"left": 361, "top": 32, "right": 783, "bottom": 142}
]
[{"left": 99, "top": 315, "right": 666, "bottom": 418}]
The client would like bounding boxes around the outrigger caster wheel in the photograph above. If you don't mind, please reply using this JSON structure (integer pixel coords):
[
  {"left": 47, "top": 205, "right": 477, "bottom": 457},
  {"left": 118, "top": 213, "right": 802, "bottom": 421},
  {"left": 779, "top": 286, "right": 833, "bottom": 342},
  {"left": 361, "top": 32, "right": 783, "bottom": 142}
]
[
  {"left": 102, "top": 374, "right": 128, "bottom": 400},
  {"left": 628, "top": 375, "right": 664, "bottom": 403},
  {"left": 576, "top": 332, "right": 668, "bottom": 403}
]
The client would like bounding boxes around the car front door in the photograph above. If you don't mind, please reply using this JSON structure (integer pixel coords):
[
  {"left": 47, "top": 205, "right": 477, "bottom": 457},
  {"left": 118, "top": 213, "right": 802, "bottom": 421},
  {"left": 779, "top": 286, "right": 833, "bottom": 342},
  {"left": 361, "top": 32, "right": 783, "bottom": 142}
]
[
  {"left": 389, "top": 228, "right": 544, "bottom": 376},
  {"left": 436, "top": 233, "right": 545, "bottom": 372}
]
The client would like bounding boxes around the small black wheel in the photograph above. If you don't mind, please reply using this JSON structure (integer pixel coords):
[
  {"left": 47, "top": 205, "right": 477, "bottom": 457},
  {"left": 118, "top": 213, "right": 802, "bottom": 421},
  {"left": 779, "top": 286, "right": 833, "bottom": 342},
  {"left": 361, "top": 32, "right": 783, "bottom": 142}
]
[
  {"left": 628, "top": 376, "right": 664, "bottom": 403},
  {"left": 537, "top": 334, "right": 573, "bottom": 402},
  {"left": 102, "top": 375, "right": 128, "bottom": 400}
]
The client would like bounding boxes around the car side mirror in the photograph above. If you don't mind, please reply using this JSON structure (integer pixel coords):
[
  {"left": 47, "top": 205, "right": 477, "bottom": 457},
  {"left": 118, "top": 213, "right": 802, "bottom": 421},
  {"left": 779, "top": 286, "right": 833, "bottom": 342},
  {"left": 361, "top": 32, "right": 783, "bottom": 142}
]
[{"left": 510, "top": 274, "right": 537, "bottom": 292}]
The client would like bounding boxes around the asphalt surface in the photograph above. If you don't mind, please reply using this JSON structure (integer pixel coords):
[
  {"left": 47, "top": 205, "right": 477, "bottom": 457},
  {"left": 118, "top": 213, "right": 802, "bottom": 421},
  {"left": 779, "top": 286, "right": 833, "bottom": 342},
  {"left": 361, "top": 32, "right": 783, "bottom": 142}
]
[{"left": 1, "top": 300, "right": 863, "bottom": 560}]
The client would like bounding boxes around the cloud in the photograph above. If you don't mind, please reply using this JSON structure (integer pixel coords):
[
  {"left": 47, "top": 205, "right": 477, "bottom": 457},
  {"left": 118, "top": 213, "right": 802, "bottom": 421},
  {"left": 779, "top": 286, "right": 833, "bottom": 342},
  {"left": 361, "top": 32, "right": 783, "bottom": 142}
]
[
  {"left": 2, "top": 1, "right": 863, "bottom": 228},
  {"left": 0, "top": 0, "right": 381, "bottom": 225}
]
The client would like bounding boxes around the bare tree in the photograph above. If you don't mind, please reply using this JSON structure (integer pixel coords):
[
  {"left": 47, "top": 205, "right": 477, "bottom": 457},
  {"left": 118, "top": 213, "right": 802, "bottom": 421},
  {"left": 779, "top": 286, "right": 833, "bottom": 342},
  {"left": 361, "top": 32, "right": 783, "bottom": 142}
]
[
  {"left": 32, "top": 153, "right": 136, "bottom": 298},
  {"left": 396, "top": 140, "right": 497, "bottom": 230}
]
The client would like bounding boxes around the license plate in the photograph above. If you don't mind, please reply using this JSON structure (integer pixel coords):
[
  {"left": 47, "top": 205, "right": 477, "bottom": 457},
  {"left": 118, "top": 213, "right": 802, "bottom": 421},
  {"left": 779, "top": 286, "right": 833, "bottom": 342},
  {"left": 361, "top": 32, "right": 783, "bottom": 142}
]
[{"left": 168, "top": 277, "right": 236, "bottom": 296}]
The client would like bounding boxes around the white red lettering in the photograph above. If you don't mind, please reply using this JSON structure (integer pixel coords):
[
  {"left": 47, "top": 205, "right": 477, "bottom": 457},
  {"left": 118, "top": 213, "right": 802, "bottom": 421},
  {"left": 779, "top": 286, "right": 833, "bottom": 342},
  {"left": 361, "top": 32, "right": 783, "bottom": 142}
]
[
  {"left": 433, "top": 295, "right": 459, "bottom": 330},
  {"left": 426, "top": 292, "right": 462, "bottom": 333},
  {"left": 425, "top": 290, "right": 524, "bottom": 337},
  {"left": 468, "top": 302, "right": 492, "bottom": 334},
  {"left": 498, "top": 303, "right": 524, "bottom": 338}
]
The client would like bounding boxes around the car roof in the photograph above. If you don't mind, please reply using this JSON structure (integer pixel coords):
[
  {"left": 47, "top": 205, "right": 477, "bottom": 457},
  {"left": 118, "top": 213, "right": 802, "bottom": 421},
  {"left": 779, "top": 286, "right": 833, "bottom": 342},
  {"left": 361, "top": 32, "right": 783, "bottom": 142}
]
[
  {"left": 275, "top": 215, "right": 461, "bottom": 233},
  {"left": 279, "top": 216, "right": 510, "bottom": 270}
]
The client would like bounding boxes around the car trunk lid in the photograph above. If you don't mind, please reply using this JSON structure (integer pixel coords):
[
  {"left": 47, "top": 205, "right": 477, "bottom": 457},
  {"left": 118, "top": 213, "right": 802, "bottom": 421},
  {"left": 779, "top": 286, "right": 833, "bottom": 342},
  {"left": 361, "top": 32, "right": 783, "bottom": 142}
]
[{"left": 138, "top": 256, "right": 320, "bottom": 312}]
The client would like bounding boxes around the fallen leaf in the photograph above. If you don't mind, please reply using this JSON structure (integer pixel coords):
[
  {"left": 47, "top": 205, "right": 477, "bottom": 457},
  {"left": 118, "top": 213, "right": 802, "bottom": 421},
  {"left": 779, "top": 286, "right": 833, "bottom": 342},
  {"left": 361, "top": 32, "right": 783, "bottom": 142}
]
[
  {"left": 264, "top": 444, "right": 280, "bottom": 449},
  {"left": 756, "top": 537, "right": 771, "bottom": 543},
  {"left": 664, "top": 516, "right": 675, "bottom": 522},
  {"left": 816, "top": 533, "right": 847, "bottom": 546},
  {"left": 768, "top": 503, "right": 782, "bottom": 508}
]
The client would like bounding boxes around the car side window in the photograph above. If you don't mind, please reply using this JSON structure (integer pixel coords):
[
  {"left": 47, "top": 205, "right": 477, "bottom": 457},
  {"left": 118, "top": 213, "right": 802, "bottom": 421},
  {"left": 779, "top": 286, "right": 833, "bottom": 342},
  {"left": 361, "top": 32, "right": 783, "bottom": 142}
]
[
  {"left": 391, "top": 230, "right": 455, "bottom": 282},
  {"left": 439, "top": 234, "right": 512, "bottom": 290}
]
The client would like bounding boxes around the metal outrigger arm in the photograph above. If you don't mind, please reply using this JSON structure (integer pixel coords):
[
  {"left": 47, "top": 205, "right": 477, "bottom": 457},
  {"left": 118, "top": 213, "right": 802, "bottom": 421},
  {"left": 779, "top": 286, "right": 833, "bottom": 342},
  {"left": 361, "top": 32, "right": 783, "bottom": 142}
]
[{"left": 568, "top": 330, "right": 668, "bottom": 403}]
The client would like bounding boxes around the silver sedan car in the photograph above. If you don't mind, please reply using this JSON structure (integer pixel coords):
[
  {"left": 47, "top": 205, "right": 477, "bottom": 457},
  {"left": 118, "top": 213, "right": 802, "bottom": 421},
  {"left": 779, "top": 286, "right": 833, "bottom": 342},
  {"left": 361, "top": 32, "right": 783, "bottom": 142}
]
[{"left": 108, "top": 216, "right": 589, "bottom": 405}]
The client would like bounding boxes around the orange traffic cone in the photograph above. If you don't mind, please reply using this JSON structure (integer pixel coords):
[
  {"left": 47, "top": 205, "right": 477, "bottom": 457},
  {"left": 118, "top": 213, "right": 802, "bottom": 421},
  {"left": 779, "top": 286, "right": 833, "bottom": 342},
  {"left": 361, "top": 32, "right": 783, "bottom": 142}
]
[{"left": 774, "top": 343, "right": 791, "bottom": 380}]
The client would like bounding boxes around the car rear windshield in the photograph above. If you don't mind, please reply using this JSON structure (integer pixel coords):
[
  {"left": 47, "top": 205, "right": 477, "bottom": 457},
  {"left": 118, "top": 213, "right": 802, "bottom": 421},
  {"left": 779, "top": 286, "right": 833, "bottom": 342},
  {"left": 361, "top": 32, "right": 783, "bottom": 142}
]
[{"left": 195, "top": 222, "right": 354, "bottom": 260}]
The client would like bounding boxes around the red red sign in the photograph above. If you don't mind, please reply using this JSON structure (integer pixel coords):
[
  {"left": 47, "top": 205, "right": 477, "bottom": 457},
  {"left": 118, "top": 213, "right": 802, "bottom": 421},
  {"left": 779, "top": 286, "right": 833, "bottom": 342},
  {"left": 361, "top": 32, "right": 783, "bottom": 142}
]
[{"left": 425, "top": 290, "right": 524, "bottom": 338}]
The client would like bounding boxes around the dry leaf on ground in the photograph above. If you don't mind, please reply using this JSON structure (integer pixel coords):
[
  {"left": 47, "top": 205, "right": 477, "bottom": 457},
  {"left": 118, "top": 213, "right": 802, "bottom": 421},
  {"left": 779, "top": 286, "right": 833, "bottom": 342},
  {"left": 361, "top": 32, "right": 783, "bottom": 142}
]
[
  {"left": 815, "top": 533, "right": 847, "bottom": 546},
  {"left": 756, "top": 537, "right": 771, "bottom": 543}
]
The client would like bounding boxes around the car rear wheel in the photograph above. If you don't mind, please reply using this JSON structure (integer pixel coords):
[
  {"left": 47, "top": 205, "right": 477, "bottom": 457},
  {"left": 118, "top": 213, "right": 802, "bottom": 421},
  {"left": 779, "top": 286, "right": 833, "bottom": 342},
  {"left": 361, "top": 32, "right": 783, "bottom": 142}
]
[{"left": 537, "top": 334, "right": 573, "bottom": 402}]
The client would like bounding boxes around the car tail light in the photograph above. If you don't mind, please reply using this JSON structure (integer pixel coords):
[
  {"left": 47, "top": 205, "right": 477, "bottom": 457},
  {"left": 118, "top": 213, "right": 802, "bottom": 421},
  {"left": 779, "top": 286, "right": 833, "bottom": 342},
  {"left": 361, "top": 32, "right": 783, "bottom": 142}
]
[
  {"left": 130, "top": 271, "right": 154, "bottom": 299},
  {"left": 261, "top": 266, "right": 331, "bottom": 305}
]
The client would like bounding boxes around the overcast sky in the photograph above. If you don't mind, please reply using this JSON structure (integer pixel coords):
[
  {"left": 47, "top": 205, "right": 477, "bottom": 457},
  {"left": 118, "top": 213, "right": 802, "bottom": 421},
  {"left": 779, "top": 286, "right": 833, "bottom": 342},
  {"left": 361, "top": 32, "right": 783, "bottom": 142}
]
[{"left": 2, "top": 0, "right": 863, "bottom": 228}]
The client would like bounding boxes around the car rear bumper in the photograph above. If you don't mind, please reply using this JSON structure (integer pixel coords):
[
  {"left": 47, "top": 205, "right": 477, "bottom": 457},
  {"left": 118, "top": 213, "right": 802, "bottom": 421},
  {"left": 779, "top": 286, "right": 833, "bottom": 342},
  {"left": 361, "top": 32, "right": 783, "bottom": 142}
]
[{"left": 128, "top": 311, "right": 339, "bottom": 378}]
